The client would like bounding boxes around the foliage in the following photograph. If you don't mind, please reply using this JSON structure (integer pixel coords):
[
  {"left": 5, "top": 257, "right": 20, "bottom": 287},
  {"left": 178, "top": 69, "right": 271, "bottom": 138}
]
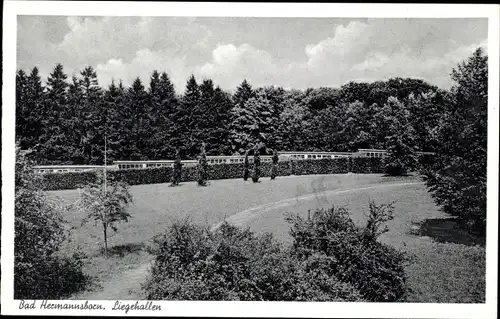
[
  {"left": 243, "top": 150, "right": 250, "bottom": 181},
  {"left": 14, "top": 146, "right": 89, "bottom": 299},
  {"left": 170, "top": 149, "right": 182, "bottom": 186},
  {"left": 143, "top": 219, "right": 363, "bottom": 301},
  {"left": 286, "top": 203, "right": 408, "bottom": 302},
  {"left": 252, "top": 145, "right": 261, "bottom": 183},
  {"left": 270, "top": 149, "right": 279, "bottom": 180},
  {"left": 381, "top": 96, "right": 419, "bottom": 176},
  {"left": 76, "top": 173, "right": 133, "bottom": 256},
  {"left": 422, "top": 48, "right": 487, "bottom": 234},
  {"left": 16, "top": 63, "right": 447, "bottom": 165},
  {"left": 144, "top": 202, "right": 408, "bottom": 301},
  {"left": 197, "top": 142, "right": 208, "bottom": 186}
]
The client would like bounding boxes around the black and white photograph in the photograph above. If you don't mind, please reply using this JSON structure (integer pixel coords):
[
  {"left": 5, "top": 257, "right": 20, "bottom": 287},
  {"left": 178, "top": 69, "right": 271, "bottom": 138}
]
[{"left": 2, "top": 1, "right": 499, "bottom": 318}]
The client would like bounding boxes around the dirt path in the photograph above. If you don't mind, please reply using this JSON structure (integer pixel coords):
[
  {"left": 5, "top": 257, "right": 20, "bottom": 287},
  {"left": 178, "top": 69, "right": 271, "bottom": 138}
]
[
  {"left": 75, "top": 180, "right": 424, "bottom": 300},
  {"left": 73, "top": 259, "right": 153, "bottom": 300}
]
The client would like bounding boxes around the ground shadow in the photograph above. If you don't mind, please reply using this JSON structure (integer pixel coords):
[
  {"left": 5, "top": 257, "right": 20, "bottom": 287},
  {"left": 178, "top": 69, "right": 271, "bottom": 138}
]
[
  {"left": 99, "top": 243, "right": 145, "bottom": 257},
  {"left": 415, "top": 218, "right": 485, "bottom": 247}
]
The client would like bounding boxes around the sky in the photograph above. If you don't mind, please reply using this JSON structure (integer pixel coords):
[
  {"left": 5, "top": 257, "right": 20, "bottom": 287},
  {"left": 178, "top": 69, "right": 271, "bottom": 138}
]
[{"left": 17, "top": 16, "right": 488, "bottom": 92}]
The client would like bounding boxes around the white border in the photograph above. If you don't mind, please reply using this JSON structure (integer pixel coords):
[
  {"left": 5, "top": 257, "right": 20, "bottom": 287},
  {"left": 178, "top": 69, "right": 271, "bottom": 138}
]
[{"left": 2, "top": 1, "right": 499, "bottom": 318}]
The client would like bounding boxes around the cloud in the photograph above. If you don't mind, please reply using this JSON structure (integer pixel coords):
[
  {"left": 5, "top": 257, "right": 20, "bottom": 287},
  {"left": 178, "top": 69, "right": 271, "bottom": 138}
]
[
  {"left": 17, "top": 17, "right": 488, "bottom": 91},
  {"left": 96, "top": 49, "right": 191, "bottom": 91},
  {"left": 197, "top": 43, "right": 281, "bottom": 90}
]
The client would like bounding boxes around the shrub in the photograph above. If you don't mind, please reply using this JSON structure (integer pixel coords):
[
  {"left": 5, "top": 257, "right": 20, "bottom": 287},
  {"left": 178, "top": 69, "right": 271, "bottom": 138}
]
[
  {"left": 286, "top": 203, "right": 407, "bottom": 302},
  {"left": 15, "top": 146, "right": 89, "bottom": 299},
  {"left": 144, "top": 202, "right": 408, "bottom": 301},
  {"left": 143, "top": 219, "right": 364, "bottom": 301}
]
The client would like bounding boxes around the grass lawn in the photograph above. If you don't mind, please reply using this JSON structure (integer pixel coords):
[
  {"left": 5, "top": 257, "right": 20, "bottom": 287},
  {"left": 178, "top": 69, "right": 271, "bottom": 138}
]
[{"left": 48, "top": 173, "right": 485, "bottom": 302}]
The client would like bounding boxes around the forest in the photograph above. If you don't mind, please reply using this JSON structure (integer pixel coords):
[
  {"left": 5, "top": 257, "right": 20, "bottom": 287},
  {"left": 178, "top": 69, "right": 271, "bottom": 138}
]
[{"left": 16, "top": 61, "right": 447, "bottom": 165}]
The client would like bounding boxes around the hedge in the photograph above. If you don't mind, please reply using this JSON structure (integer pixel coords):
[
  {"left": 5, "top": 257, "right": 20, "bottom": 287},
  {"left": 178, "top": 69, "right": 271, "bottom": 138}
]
[
  {"left": 42, "top": 171, "right": 98, "bottom": 191},
  {"left": 349, "top": 157, "right": 384, "bottom": 173},
  {"left": 42, "top": 157, "right": 387, "bottom": 191}
]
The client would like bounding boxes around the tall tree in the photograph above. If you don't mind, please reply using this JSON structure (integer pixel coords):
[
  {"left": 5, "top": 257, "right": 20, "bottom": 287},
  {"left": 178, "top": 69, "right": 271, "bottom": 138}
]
[
  {"left": 147, "top": 70, "right": 163, "bottom": 159},
  {"left": 24, "top": 67, "right": 45, "bottom": 153},
  {"left": 342, "top": 101, "right": 380, "bottom": 151},
  {"left": 233, "top": 79, "right": 255, "bottom": 108},
  {"left": 16, "top": 69, "right": 29, "bottom": 147},
  {"left": 229, "top": 95, "right": 271, "bottom": 154},
  {"left": 156, "top": 72, "right": 179, "bottom": 158},
  {"left": 40, "top": 63, "right": 69, "bottom": 164},
  {"left": 423, "top": 47, "right": 488, "bottom": 233},
  {"left": 197, "top": 79, "right": 216, "bottom": 152},
  {"left": 102, "top": 80, "right": 125, "bottom": 163},
  {"left": 211, "top": 87, "right": 233, "bottom": 155},
  {"left": 382, "top": 97, "right": 418, "bottom": 176},
  {"left": 121, "top": 77, "right": 149, "bottom": 160},
  {"left": 65, "top": 75, "right": 85, "bottom": 163},
  {"left": 79, "top": 66, "right": 104, "bottom": 164},
  {"left": 174, "top": 75, "right": 200, "bottom": 157},
  {"left": 278, "top": 90, "right": 310, "bottom": 151}
]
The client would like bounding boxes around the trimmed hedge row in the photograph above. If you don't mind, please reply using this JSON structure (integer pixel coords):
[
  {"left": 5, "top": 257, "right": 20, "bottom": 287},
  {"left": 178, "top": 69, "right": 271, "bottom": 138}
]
[
  {"left": 350, "top": 157, "right": 385, "bottom": 173},
  {"left": 290, "top": 158, "right": 350, "bottom": 175},
  {"left": 43, "top": 171, "right": 98, "bottom": 191},
  {"left": 42, "top": 157, "right": 385, "bottom": 191}
]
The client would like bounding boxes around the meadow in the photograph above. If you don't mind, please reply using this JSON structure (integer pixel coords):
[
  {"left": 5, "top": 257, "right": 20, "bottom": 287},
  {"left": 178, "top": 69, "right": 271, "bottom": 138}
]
[{"left": 48, "top": 173, "right": 485, "bottom": 302}]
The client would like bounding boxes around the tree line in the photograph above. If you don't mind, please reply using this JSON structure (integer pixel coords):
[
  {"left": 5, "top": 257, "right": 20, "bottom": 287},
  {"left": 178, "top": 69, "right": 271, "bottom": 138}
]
[{"left": 16, "top": 64, "right": 445, "bottom": 166}]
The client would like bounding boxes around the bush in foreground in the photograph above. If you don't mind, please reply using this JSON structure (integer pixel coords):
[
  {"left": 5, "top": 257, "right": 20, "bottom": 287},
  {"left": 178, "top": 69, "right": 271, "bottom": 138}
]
[
  {"left": 143, "top": 202, "right": 408, "bottom": 301},
  {"left": 15, "top": 146, "right": 89, "bottom": 299},
  {"left": 287, "top": 203, "right": 407, "bottom": 302}
]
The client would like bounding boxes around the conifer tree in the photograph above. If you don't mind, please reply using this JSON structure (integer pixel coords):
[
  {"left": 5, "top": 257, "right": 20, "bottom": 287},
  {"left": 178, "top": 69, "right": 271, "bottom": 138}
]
[
  {"left": 198, "top": 79, "right": 216, "bottom": 153},
  {"left": 197, "top": 142, "right": 208, "bottom": 186},
  {"left": 16, "top": 69, "right": 29, "bottom": 148},
  {"left": 270, "top": 149, "right": 279, "bottom": 180},
  {"left": 79, "top": 66, "right": 104, "bottom": 164},
  {"left": 243, "top": 149, "right": 250, "bottom": 181},
  {"left": 148, "top": 70, "right": 162, "bottom": 159},
  {"left": 102, "top": 80, "right": 125, "bottom": 163},
  {"left": 233, "top": 79, "right": 255, "bottom": 108},
  {"left": 170, "top": 149, "right": 182, "bottom": 187},
  {"left": 252, "top": 144, "right": 261, "bottom": 183},
  {"left": 23, "top": 67, "right": 45, "bottom": 155},
  {"left": 173, "top": 75, "right": 200, "bottom": 157},
  {"left": 212, "top": 87, "right": 233, "bottom": 155},
  {"left": 41, "top": 63, "right": 69, "bottom": 164},
  {"left": 66, "top": 75, "right": 86, "bottom": 163},
  {"left": 122, "top": 77, "right": 149, "bottom": 160}
]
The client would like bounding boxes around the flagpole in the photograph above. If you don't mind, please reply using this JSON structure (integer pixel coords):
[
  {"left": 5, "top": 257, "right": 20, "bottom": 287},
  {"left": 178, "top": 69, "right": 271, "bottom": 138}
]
[{"left": 104, "top": 132, "right": 107, "bottom": 193}]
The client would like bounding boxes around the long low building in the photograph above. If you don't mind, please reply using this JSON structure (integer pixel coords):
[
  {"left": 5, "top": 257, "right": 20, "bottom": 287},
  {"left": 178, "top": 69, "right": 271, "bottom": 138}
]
[{"left": 32, "top": 149, "right": 435, "bottom": 174}]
